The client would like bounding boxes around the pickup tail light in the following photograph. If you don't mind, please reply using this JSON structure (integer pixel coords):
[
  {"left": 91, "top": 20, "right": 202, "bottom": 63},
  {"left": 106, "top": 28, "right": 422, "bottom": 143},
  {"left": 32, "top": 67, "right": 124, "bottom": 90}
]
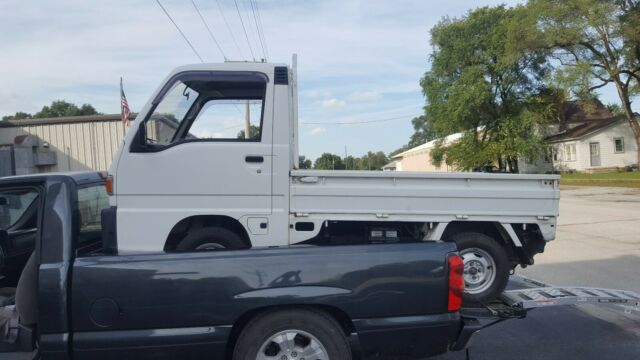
[
  {"left": 448, "top": 255, "right": 464, "bottom": 312},
  {"left": 105, "top": 175, "right": 114, "bottom": 195}
]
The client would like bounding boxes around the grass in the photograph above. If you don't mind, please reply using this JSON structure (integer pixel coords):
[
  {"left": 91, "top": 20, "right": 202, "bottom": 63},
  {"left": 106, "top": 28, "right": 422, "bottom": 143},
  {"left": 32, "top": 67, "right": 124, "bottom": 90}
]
[{"left": 560, "top": 171, "right": 640, "bottom": 188}]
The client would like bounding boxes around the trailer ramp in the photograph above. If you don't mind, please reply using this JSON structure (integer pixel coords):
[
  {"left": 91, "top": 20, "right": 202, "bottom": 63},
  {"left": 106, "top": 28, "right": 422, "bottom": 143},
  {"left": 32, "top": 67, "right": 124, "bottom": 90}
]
[
  {"left": 501, "top": 287, "right": 640, "bottom": 310},
  {"left": 453, "top": 284, "right": 640, "bottom": 351}
]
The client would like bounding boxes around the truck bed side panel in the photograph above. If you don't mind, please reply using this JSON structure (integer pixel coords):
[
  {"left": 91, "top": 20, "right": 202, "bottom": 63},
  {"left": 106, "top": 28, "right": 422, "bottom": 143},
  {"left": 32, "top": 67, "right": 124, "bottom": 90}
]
[
  {"left": 291, "top": 170, "right": 560, "bottom": 218},
  {"left": 70, "top": 242, "right": 456, "bottom": 358}
]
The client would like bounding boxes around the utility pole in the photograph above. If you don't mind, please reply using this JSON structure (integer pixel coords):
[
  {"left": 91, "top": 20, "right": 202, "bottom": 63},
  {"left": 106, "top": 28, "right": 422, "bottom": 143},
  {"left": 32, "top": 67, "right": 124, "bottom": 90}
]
[
  {"left": 244, "top": 100, "right": 250, "bottom": 139},
  {"left": 344, "top": 146, "right": 348, "bottom": 170}
]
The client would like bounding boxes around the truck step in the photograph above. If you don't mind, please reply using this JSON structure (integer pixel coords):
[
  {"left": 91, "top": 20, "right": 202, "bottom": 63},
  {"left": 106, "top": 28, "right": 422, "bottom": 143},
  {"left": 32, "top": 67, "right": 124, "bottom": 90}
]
[{"left": 501, "top": 286, "right": 640, "bottom": 310}]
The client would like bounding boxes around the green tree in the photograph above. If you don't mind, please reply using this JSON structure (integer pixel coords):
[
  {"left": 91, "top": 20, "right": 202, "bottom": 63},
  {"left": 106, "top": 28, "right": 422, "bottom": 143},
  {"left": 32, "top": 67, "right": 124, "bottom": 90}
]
[
  {"left": 356, "top": 151, "right": 389, "bottom": 170},
  {"left": 2, "top": 112, "right": 33, "bottom": 121},
  {"left": 407, "top": 115, "right": 437, "bottom": 148},
  {"left": 33, "top": 100, "right": 100, "bottom": 118},
  {"left": 344, "top": 155, "right": 357, "bottom": 170},
  {"left": 530, "top": 0, "right": 640, "bottom": 165},
  {"left": 422, "top": 6, "right": 552, "bottom": 172},
  {"left": 236, "top": 125, "right": 261, "bottom": 139},
  {"left": 298, "top": 156, "right": 312, "bottom": 169},
  {"left": 314, "top": 153, "right": 345, "bottom": 170}
]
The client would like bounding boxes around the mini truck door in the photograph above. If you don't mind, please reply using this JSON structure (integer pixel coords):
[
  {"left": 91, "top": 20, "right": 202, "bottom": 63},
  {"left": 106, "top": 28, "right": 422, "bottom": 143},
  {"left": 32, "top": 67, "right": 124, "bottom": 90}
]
[{"left": 115, "top": 71, "right": 273, "bottom": 251}]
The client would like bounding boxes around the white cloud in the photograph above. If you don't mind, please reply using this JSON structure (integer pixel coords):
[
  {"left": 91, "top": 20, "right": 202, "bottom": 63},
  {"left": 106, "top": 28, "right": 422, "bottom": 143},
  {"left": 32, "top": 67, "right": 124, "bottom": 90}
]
[
  {"left": 306, "top": 90, "right": 332, "bottom": 98},
  {"left": 348, "top": 91, "right": 382, "bottom": 102},
  {"left": 320, "top": 98, "right": 346, "bottom": 108},
  {"left": 307, "top": 127, "right": 326, "bottom": 135}
]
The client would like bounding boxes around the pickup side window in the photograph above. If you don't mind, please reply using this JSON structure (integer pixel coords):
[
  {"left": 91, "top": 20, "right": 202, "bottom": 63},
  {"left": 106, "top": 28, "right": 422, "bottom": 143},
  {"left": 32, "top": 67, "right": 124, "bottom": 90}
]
[
  {"left": 139, "top": 71, "right": 267, "bottom": 150},
  {"left": 76, "top": 184, "right": 109, "bottom": 256}
]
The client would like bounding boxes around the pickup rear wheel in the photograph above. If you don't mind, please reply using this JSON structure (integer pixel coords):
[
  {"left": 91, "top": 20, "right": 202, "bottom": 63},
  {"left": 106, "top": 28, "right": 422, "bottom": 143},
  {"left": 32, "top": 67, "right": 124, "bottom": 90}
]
[
  {"left": 449, "top": 232, "right": 509, "bottom": 304},
  {"left": 175, "top": 227, "right": 246, "bottom": 251},
  {"left": 233, "top": 309, "right": 351, "bottom": 360}
]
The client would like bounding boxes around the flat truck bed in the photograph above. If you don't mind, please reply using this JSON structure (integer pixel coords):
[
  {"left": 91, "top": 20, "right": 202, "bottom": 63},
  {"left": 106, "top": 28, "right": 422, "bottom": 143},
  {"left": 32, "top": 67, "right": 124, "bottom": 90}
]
[{"left": 290, "top": 170, "right": 559, "bottom": 237}]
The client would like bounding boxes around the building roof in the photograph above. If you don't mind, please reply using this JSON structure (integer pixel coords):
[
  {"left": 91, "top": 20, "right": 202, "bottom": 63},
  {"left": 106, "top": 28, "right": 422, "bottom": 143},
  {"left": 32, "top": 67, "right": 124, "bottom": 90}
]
[
  {"left": 559, "top": 100, "right": 613, "bottom": 125},
  {"left": 392, "top": 132, "right": 463, "bottom": 159},
  {"left": 545, "top": 117, "right": 624, "bottom": 143},
  {"left": 0, "top": 113, "right": 137, "bottom": 127}
]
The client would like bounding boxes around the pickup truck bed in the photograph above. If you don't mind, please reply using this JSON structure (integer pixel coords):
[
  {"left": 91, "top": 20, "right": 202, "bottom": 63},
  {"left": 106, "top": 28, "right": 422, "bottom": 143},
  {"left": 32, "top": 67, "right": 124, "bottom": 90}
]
[{"left": 70, "top": 242, "right": 460, "bottom": 359}]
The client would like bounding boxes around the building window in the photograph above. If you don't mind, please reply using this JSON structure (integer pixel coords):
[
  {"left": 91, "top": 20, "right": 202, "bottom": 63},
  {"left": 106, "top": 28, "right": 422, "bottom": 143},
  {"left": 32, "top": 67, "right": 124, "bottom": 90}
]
[
  {"left": 564, "top": 143, "right": 576, "bottom": 161},
  {"left": 614, "top": 138, "right": 625, "bottom": 153}
]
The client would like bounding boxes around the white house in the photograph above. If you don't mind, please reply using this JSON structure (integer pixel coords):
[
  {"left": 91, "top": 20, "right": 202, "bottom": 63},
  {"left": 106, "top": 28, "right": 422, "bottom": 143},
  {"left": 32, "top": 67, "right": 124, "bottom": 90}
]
[{"left": 546, "top": 117, "right": 638, "bottom": 172}]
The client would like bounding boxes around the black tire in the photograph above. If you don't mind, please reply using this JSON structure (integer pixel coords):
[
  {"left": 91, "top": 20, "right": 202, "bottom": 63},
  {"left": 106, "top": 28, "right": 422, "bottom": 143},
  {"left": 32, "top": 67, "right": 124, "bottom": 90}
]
[
  {"left": 175, "top": 227, "right": 246, "bottom": 251},
  {"left": 233, "top": 308, "right": 352, "bottom": 360},
  {"left": 449, "top": 232, "right": 509, "bottom": 304}
]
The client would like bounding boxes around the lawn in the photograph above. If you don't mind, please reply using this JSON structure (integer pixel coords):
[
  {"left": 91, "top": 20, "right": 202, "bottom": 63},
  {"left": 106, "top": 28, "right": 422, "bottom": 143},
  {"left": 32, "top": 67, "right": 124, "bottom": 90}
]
[{"left": 560, "top": 171, "right": 640, "bottom": 188}]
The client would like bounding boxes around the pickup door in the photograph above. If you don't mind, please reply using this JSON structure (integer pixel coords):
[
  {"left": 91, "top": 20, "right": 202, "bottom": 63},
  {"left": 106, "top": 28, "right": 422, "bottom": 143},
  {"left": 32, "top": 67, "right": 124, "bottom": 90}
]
[{"left": 70, "top": 242, "right": 460, "bottom": 360}]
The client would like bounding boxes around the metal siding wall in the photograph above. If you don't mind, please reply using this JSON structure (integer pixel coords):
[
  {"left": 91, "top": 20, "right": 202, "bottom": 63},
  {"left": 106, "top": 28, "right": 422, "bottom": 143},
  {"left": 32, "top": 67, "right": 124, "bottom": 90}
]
[{"left": 1, "top": 120, "right": 126, "bottom": 173}]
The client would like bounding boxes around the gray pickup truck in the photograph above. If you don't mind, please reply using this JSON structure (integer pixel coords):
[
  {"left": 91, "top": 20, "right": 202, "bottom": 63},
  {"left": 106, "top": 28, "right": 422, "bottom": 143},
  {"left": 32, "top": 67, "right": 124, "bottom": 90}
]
[{"left": 0, "top": 172, "right": 480, "bottom": 360}]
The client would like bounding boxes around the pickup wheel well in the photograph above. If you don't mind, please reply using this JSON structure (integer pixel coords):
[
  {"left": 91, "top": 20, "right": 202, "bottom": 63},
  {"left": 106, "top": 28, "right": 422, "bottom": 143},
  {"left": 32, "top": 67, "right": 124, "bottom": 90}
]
[
  {"left": 224, "top": 305, "right": 355, "bottom": 360},
  {"left": 163, "top": 215, "right": 251, "bottom": 252}
]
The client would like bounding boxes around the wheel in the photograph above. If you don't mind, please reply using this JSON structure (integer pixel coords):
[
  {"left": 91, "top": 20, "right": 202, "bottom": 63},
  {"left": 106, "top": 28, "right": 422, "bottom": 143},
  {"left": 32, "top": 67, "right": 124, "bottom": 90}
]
[
  {"left": 175, "top": 227, "right": 247, "bottom": 251},
  {"left": 233, "top": 308, "right": 352, "bottom": 360},
  {"left": 449, "top": 232, "right": 509, "bottom": 303}
]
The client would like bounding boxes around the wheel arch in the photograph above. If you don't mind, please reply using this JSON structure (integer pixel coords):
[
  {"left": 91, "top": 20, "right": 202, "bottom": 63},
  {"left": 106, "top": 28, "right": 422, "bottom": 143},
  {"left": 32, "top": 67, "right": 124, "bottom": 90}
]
[
  {"left": 163, "top": 215, "right": 252, "bottom": 252},
  {"left": 224, "top": 304, "right": 356, "bottom": 360},
  {"left": 440, "top": 221, "right": 546, "bottom": 266}
]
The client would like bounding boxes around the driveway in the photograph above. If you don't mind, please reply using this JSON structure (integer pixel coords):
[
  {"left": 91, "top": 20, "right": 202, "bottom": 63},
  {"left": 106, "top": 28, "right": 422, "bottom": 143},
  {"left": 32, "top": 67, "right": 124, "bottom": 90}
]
[{"left": 434, "top": 186, "right": 640, "bottom": 360}]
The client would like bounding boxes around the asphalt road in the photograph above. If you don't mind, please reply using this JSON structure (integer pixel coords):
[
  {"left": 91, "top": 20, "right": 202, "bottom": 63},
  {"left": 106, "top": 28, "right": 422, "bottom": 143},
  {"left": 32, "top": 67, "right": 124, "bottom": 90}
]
[
  {"left": 5, "top": 187, "right": 640, "bottom": 360},
  {"left": 434, "top": 186, "right": 640, "bottom": 360}
]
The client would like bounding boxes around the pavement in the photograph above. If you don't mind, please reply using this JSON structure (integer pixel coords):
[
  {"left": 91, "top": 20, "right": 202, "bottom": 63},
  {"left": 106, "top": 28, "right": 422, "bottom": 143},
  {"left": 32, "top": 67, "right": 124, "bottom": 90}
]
[
  {"left": 4, "top": 187, "right": 640, "bottom": 359},
  {"left": 433, "top": 186, "right": 640, "bottom": 360}
]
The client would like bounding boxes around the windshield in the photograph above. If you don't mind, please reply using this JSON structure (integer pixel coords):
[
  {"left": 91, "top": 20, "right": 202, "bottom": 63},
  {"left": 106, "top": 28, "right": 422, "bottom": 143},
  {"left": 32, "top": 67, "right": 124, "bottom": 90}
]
[
  {"left": 0, "top": 190, "right": 39, "bottom": 230},
  {"left": 145, "top": 81, "right": 199, "bottom": 145}
]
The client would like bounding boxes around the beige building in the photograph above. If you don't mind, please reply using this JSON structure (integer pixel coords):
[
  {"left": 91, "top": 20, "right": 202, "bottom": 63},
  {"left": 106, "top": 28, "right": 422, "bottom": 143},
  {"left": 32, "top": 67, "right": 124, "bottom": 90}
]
[
  {"left": 385, "top": 133, "right": 462, "bottom": 172},
  {"left": 0, "top": 114, "right": 133, "bottom": 176}
]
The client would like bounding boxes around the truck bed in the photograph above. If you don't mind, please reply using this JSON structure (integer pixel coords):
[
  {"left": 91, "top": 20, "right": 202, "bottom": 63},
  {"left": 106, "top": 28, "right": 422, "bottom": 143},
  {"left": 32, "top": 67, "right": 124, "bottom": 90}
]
[
  {"left": 290, "top": 170, "right": 560, "bottom": 222},
  {"left": 70, "top": 242, "right": 460, "bottom": 359}
]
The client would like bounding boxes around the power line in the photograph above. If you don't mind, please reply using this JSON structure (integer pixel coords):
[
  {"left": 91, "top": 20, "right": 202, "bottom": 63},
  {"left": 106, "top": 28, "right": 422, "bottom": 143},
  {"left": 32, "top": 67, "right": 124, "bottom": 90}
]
[
  {"left": 155, "top": 0, "right": 204, "bottom": 63},
  {"left": 301, "top": 114, "right": 418, "bottom": 125},
  {"left": 252, "top": 0, "right": 269, "bottom": 59},
  {"left": 233, "top": 0, "right": 256, "bottom": 61},
  {"left": 248, "top": 0, "right": 268, "bottom": 60},
  {"left": 191, "top": 0, "right": 227, "bottom": 61},
  {"left": 215, "top": 0, "right": 245, "bottom": 60}
]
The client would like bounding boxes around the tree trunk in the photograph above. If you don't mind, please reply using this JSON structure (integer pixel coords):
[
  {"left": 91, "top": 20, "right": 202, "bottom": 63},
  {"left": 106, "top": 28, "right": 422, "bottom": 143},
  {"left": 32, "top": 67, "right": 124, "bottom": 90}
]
[{"left": 614, "top": 81, "right": 640, "bottom": 167}]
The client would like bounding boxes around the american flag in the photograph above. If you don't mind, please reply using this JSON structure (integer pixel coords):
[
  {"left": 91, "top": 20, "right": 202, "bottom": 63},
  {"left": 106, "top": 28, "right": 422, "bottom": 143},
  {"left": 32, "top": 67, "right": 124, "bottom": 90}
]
[{"left": 120, "top": 77, "right": 131, "bottom": 127}]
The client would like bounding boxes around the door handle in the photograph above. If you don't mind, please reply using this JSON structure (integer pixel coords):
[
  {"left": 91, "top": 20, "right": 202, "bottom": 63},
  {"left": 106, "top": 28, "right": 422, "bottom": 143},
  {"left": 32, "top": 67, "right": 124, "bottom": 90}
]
[{"left": 245, "top": 156, "right": 264, "bottom": 163}]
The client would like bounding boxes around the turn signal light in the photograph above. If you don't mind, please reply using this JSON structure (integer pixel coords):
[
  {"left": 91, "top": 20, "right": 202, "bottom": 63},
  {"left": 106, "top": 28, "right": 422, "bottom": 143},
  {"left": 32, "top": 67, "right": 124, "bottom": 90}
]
[
  {"left": 105, "top": 175, "right": 114, "bottom": 195},
  {"left": 448, "top": 255, "right": 464, "bottom": 312}
]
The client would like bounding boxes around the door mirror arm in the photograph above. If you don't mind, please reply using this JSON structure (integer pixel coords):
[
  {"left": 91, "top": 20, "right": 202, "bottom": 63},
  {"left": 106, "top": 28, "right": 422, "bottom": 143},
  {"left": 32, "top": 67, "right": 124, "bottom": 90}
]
[{"left": 130, "top": 121, "right": 150, "bottom": 153}]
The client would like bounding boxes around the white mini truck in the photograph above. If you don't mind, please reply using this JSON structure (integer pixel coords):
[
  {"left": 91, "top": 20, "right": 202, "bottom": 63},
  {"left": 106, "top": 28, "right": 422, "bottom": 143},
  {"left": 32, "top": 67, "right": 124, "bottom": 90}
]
[{"left": 106, "top": 59, "right": 560, "bottom": 302}]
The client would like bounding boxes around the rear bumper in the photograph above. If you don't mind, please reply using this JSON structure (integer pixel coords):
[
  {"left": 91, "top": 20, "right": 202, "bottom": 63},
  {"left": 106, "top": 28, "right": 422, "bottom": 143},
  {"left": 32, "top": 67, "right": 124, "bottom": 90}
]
[{"left": 353, "top": 312, "right": 464, "bottom": 359}]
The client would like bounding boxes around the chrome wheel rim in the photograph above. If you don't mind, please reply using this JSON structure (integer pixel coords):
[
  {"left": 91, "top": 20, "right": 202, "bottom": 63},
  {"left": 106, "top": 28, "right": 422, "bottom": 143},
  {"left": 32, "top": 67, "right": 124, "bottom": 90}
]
[
  {"left": 195, "top": 242, "right": 225, "bottom": 250},
  {"left": 459, "top": 247, "right": 497, "bottom": 295},
  {"left": 257, "top": 329, "right": 329, "bottom": 360}
]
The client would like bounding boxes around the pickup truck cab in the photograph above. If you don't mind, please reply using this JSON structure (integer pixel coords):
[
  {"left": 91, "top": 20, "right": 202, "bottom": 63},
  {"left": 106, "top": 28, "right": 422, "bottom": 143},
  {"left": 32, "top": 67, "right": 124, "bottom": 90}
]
[
  {"left": 0, "top": 171, "right": 476, "bottom": 359},
  {"left": 107, "top": 59, "right": 560, "bottom": 301}
]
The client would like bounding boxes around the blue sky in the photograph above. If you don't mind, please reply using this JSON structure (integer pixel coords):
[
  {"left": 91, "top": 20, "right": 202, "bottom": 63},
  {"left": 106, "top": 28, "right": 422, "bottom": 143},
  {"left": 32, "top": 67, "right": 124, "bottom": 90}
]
[{"left": 0, "top": 0, "right": 636, "bottom": 160}]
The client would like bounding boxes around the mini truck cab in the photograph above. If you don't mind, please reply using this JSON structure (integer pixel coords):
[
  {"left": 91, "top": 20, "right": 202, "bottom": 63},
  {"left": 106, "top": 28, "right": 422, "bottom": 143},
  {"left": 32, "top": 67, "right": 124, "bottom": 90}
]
[{"left": 107, "top": 58, "right": 560, "bottom": 302}]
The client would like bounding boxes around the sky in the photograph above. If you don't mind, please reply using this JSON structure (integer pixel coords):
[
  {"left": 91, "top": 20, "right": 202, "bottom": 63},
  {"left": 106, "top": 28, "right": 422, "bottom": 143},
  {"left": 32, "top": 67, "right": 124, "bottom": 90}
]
[{"left": 0, "top": 0, "right": 636, "bottom": 160}]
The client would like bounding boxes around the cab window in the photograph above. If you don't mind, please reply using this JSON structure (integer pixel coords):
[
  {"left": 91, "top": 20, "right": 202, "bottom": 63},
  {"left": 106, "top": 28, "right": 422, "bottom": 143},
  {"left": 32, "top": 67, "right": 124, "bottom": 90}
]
[{"left": 140, "top": 72, "right": 267, "bottom": 150}]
